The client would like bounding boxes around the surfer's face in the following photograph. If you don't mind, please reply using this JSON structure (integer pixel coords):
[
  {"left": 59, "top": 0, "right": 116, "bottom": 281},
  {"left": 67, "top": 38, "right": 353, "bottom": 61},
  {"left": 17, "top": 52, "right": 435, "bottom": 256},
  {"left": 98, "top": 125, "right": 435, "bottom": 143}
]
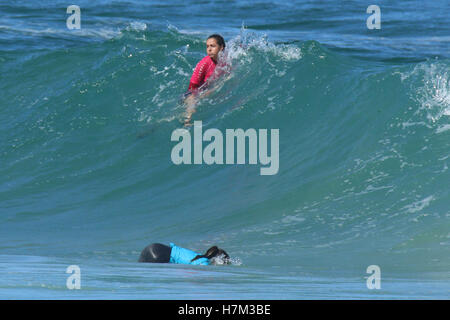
[{"left": 206, "top": 38, "right": 223, "bottom": 62}]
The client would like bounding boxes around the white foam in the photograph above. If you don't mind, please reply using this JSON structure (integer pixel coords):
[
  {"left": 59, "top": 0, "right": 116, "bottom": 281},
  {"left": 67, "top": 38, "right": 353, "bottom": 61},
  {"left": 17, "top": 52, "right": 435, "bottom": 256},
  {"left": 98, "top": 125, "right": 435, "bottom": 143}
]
[
  {"left": 414, "top": 62, "right": 450, "bottom": 123},
  {"left": 127, "top": 21, "right": 147, "bottom": 31},
  {"left": 403, "top": 195, "right": 435, "bottom": 214},
  {"left": 436, "top": 124, "right": 450, "bottom": 133},
  {"left": 221, "top": 27, "right": 302, "bottom": 64},
  {"left": 281, "top": 215, "right": 306, "bottom": 224}
]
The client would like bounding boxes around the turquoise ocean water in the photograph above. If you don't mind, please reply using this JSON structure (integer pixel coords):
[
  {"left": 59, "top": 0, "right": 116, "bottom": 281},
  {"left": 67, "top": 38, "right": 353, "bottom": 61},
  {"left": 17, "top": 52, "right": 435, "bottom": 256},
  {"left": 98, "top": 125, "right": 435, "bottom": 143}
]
[{"left": 0, "top": 0, "right": 449, "bottom": 299}]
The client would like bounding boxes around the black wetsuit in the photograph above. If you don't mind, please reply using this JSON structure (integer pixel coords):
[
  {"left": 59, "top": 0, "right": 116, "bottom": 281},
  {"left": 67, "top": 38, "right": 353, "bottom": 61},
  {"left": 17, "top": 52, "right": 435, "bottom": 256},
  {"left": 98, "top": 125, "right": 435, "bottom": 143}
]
[{"left": 138, "top": 243, "right": 171, "bottom": 263}]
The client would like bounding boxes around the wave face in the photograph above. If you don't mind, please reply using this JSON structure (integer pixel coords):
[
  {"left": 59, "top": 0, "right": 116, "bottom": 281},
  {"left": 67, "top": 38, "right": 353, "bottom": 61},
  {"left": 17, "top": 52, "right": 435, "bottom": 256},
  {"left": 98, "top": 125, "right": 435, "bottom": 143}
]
[{"left": 0, "top": 0, "right": 449, "bottom": 298}]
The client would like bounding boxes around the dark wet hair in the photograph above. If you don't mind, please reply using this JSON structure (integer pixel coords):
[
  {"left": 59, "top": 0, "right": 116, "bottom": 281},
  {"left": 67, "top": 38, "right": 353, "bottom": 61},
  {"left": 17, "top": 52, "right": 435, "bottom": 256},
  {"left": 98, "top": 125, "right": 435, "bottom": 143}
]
[
  {"left": 191, "top": 246, "right": 230, "bottom": 264},
  {"left": 207, "top": 34, "right": 226, "bottom": 49}
]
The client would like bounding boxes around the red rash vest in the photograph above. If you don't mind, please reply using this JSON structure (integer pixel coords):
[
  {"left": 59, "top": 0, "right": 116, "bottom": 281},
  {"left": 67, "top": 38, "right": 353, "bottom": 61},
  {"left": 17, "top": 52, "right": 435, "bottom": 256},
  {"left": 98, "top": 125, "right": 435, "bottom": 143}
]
[{"left": 188, "top": 55, "right": 217, "bottom": 91}]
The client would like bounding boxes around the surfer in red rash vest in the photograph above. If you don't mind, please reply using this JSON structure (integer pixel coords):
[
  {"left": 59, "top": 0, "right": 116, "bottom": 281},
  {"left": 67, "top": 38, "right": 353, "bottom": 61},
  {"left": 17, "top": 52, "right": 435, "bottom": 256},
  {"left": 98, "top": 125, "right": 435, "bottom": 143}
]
[{"left": 183, "top": 34, "right": 225, "bottom": 126}]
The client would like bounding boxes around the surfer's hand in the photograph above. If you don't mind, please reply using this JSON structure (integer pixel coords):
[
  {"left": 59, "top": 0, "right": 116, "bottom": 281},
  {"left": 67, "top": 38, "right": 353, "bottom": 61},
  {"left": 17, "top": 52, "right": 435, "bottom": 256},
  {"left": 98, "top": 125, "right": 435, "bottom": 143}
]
[{"left": 184, "top": 110, "right": 194, "bottom": 127}]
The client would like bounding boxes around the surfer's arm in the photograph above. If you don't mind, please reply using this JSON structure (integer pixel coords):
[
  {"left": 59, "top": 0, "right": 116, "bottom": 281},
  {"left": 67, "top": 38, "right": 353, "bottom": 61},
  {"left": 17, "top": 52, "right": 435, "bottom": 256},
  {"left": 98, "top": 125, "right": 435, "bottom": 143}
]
[
  {"left": 183, "top": 58, "right": 211, "bottom": 126},
  {"left": 183, "top": 93, "right": 196, "bottom": 126},
  {"left": 183, "top": 81, "right": 203, "bottom": 126}
]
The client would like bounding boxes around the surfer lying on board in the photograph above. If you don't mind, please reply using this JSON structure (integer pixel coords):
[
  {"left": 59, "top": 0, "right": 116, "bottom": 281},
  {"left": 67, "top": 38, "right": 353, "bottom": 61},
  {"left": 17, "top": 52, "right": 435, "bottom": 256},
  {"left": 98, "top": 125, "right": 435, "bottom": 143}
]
[
  {"left": 138, "top": 243, "right": 231, "bottom": 265},
  {"left": 183, "top": 34, "right": 226, "bottom": 126}
]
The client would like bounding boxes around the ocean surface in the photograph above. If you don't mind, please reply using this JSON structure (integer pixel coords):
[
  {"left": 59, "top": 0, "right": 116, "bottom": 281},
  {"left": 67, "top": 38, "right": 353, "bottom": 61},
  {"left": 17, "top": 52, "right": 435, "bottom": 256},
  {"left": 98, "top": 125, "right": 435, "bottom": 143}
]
[{"left": 1, "top": 0, "right": 449, "bottom": 299}]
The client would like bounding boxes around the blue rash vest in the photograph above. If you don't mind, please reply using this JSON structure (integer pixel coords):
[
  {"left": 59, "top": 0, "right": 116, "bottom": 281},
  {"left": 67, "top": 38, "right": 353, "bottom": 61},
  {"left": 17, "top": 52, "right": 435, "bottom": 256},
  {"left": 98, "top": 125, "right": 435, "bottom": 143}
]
[{"left": 169, "top": 243, "right": 210, "bottom": 265}]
